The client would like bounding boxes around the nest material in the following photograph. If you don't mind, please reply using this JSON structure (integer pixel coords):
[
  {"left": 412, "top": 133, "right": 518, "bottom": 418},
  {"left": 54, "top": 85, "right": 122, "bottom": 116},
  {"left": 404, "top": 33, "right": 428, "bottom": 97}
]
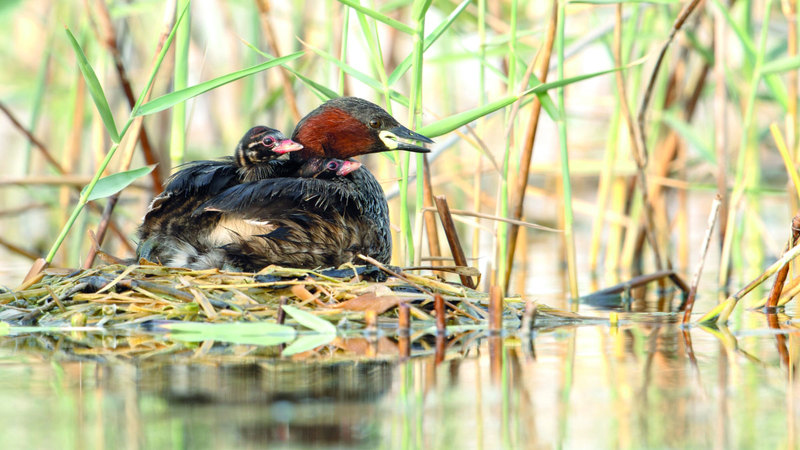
[{"left": 1, "top": 263, "right": 529, "bottom": 329}]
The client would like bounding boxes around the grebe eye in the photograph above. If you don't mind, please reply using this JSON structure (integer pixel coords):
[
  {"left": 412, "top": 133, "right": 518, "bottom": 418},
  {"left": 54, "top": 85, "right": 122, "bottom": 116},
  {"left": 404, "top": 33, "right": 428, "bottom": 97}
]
[
  {"left": 369, "top": 118, "right": 382, "bottom": 129},
  {"left": 262, "top": 136, "right": 275, "bottom": 147},
  {"left": 326, "top": 161, "right": 340, "bottom": 170}
]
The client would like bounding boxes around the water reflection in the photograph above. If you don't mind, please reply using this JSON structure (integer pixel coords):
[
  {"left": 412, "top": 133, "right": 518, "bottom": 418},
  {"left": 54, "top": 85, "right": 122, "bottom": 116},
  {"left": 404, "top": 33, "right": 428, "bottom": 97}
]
[{"left": 0, "top": 314, "right": 798, "bottom": 448}]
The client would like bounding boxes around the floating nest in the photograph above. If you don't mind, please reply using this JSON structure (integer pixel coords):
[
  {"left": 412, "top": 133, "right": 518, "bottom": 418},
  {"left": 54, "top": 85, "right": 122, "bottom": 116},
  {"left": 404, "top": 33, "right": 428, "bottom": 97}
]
[{"left": 0, "top": 263, "right": 590, "bottom": 332}]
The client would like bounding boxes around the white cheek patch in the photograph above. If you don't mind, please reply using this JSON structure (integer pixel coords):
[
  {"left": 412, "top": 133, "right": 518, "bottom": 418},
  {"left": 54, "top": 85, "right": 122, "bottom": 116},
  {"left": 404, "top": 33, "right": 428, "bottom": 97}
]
[{"left": 378, "top": 130, "right": 399, "bottom": 149}]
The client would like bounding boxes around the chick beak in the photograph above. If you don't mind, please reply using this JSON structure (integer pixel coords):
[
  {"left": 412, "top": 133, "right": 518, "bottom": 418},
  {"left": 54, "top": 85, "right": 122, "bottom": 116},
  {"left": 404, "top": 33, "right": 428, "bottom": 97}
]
[
  {"left": 380, "top": 125, "right": 434, "bottom": 153},
  {"left": 337, "top": 160, "right": 362, "bottom": 176},
  {"left": 273, "top": 139, "right": 304, "bottom": 154}
]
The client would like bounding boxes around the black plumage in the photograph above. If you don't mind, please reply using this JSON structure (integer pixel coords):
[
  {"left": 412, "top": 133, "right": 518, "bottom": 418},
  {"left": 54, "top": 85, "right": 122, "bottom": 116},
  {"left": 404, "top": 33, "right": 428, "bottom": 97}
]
[
  {"left": 136, "top": 127, "right": 300, "bottom": 269},
  {"left": 195, "top": 167, "right": 388, "bottom": 271}
]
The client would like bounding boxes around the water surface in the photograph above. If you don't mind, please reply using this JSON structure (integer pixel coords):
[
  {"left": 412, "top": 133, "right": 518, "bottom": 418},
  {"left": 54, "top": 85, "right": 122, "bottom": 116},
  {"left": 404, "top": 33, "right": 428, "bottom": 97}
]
[{"left": 1, "top": 308, "right": 797, "bottom": 449}]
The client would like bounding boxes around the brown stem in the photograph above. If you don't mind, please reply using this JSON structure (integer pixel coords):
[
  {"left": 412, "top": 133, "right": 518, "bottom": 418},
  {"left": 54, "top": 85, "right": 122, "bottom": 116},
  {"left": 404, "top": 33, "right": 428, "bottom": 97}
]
[
  {"left": 434, "top": 195, "right": 476, "bottom": 288},
  {"left": 503, "top": 0, "right": 557, "bottom": 291},
  {"left": 489, "top": 285, "right": 502, "bottom": 332},
  {"left": 0, "top": 236, "right": 40, "bottom": 260},
  {"left": 422, "top": 157, "right": 443, "bottom": 270},
  {"left": 398, "top": 303, "right": 410, "bottom": 334},
  {"left": 767, "top": 311, "right": 791, "bottom": 369},
  {"left": 434, "top": 293, "right": 446, "bottom": 334},
  {"left": 277, "top": 297, "right": 287, "bottom": 324},
  {"left": 766, "top": 213, "right": 800, "bottom": 308},
  {"left": 0, "top": 102, "right": 66, "bottom": 174},
  {"left": 422, "top": 206, "right": 560, "bottom": 232}
]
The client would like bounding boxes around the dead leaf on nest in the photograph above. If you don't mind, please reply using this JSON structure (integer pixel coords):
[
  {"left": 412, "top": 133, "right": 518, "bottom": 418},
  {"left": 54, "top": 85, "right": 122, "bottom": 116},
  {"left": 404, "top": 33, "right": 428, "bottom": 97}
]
[
  {"left": 334, "top": 292, "right": 404, "bottom": 314},
  {"left": 17, "top": 258, "right": 48, "bottom": 291}
]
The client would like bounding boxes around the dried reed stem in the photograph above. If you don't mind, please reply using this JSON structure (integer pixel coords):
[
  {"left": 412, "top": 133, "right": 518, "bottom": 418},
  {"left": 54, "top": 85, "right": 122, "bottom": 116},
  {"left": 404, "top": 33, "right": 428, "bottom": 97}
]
[
  {"left": 398, "top": 303, "right": 410, "bottom": 333},
  {"left": 682, "top": 195, "right": 722, "bottom": 323},
  {"left": 489, "top": 285, "right": 502, "bottom": 332},
  {"left": 766, "top": 214, "right": 800, "bottom": 308},
  {"left": 503, "top": 0, "right": 557, "bottom": 290},
  {"left": 0, "top": 236, "right": 40, "bottom": 260},
  {"left": 423, "top": 206, "right": 559, "bottom": 232},
  {"left": 422, "top": 157, "right": 443, "bottom": 270},
  {"left": 0, "top": 101, "right": 66, "bottom": 174},
  {"left": 434, "top": 293, "right": 446, "bottom": 334},
  {"left": 434, "top": 196, "right": 476, "bottom": 288},
  {"left": 277, "top": 296, "right": 287, "bottom": 324},
  {"left": 434, "top": 334, "right": 446, "bottom": 365}
]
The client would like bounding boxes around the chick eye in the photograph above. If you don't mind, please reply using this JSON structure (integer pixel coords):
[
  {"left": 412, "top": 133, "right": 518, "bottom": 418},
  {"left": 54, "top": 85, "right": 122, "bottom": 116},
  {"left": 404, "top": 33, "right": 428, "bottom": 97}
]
[
  {"left": 369, "top": 118, "right": 382, "bottom": 129},
  {"left": 262, "top": 136, "right": 275, "bottom": 147},
  {"left": 326, "top": 161, "right": 340, "bottom": 170}
]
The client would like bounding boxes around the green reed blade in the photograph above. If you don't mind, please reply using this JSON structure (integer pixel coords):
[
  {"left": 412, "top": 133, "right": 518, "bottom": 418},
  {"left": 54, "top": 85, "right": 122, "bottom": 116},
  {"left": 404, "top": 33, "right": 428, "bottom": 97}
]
[
  {"left": 770, "top": 124, "right": 800, "bottom": 202},
  {"left": 301, "top": 40, "right": 410, "bottom": 106},
  {"left": 496, "top": 0, "right": 517, "bottom": 290},
  {"left": 408, "top": 0, "right": 430, "bottom": 266},
  {"left": 661, "top": 112, "right": 715, "bottom": 164},
  {"left": 240, "top": 38, "right": 338, "bottom": 100},
  {"left": 81, "top": 165, "right": 155, "bottom": 201},
  {"left": 711, "top": 0, "right": 787, "bottom": 109},
  {"left": 64, "top": 28, "right": 119, "bottom": 143},
  {"left": 281, "top": 305, "right": 337, "bottom": 334},
  {"left": 760, "top": 54, "right": 800, "bottom": 75},
  {"left": 336, "top": 0, "right": 414, "bottom": 34},
  {"left": 387, "top": 0, "right": 470, "bottom": 86},
  {"left": 556, "top": 0, "right": 578, "bottom": 300},
  {"left": 411, "top": 0, "right": 432, "bottom": 20},
  {"left": 282, "top": 334, "right": 337, "bottom": 356},
  {"left": 417, "top": 56, "right": 643, "bottom": 140},
  {"left": 164, "top": 321, "right": 296, "bottom": 336},
  {"left": 134, "top": 51, "right": 305, "bottom": 117}
]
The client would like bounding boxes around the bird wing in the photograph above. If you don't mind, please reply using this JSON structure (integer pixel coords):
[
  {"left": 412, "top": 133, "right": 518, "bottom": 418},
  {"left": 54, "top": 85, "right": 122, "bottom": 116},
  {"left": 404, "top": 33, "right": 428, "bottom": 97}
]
[
  {"left": 142, "top": 159, "right": 238, "bottom": 219},
  {"left": 196, "top": 176, "right": 362, "bottom": 216},
  {"left": 163, "top": 157, "right": 239, "bottom": 196}
]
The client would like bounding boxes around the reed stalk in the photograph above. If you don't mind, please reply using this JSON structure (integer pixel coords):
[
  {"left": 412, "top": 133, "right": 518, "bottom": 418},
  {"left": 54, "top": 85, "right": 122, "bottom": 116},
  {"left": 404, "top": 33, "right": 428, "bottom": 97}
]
[
  {"left": 718, "top": 0, "right": 774, "bottom": 288},
  {"left": 169, "top": 0, "right": 190, "bottom": 166},
  {"left": 555, "top": 0, "right": 578, "bottom": 300}
]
